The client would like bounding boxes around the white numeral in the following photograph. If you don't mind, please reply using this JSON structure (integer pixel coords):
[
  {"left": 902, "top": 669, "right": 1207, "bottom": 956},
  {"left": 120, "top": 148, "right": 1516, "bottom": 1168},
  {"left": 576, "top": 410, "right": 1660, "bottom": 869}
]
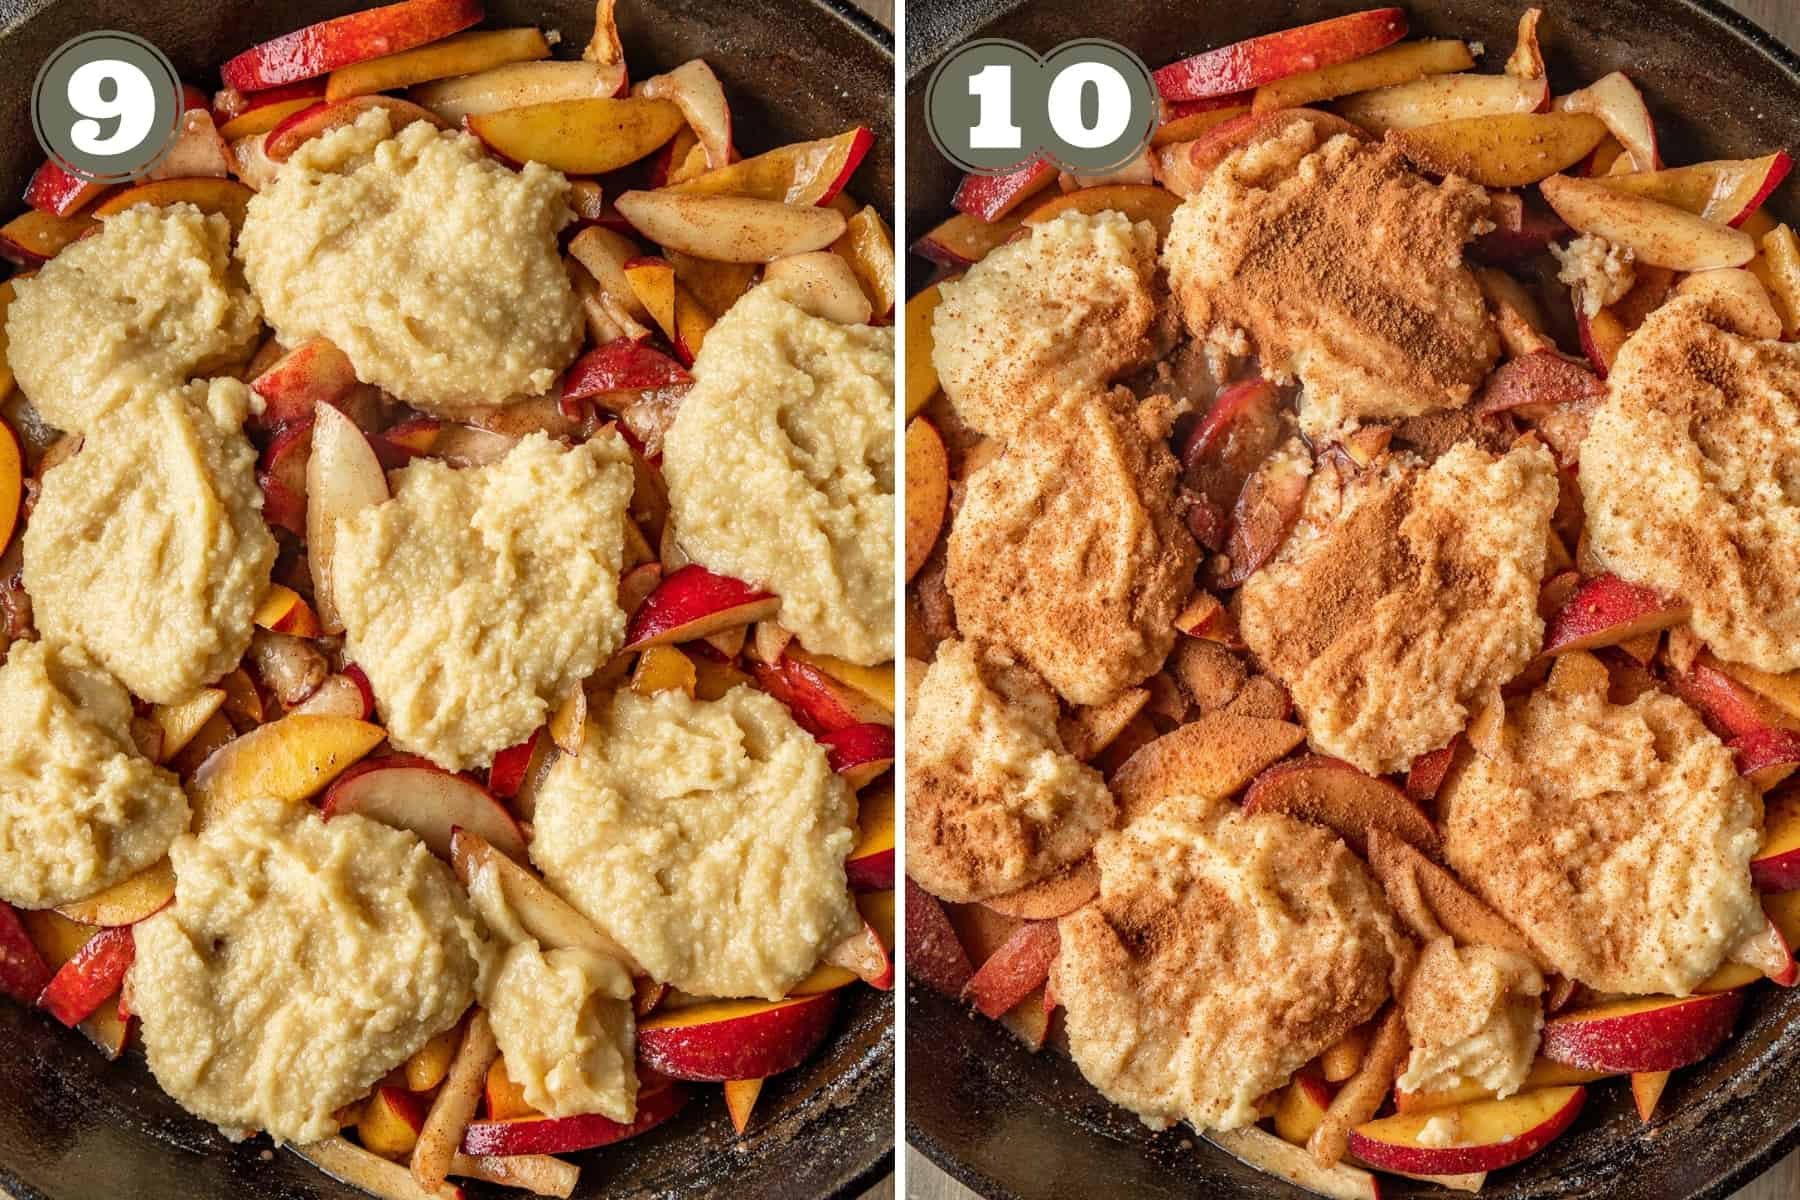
[
  {"left": 66, "top": 58, "right": 156, "bottom": 155},
  {"left": 967, "top": 63, "right": 1022, "bottom": 150},
  {"left": 1045, "top": 61, "right": 1131, "bottom": 150}
]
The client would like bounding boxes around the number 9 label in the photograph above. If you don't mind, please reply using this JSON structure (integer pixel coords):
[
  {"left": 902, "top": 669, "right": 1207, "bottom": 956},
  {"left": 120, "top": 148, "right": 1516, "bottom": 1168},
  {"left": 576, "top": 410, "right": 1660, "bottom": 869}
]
[
  {"left": 32, "top": 32, "right": 184, "bottom": 183},
  {"left": 926, "top": 39, "right": 1158, "bottom": 176}
]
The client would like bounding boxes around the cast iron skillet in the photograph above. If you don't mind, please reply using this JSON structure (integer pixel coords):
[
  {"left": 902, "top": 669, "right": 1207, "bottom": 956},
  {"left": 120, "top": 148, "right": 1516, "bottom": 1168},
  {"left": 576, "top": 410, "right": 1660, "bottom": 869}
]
[
  {"left": 906, "top": 2, "right": 1800, "bottom": 1197},
  {"left": 0, "top": 2, "right": 892, "bottom": 1198}
]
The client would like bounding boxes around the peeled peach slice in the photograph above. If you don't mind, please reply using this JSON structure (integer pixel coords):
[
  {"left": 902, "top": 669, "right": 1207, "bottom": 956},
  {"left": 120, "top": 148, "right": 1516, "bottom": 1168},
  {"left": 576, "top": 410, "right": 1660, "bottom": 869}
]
[
  {"left": 460, "top": 1078, "right": 687, "bottom": 1155},
  {"left": 1254, "top": 37, "right": 1472, "bottom": 112},
  {"left": 91, "top": 177, "right": 255, "bottom": 235},
  {"left": 295, "top": 1136, "right": 469, "bottom": 1200},
  {"left": 54, "top": 858, "right": 176, "bottom": 927},
  {"left": 405, "top": 1024, "right": 460, "bottom": 1092},
  {"left": 1556, "top": 71, "right": 1660, "bottom": 171},
  {"left": 950, "top": 159, "right": 1056, "bottom": 223},
  {"left": 467, "top": 98, "right": 683, "bottom": 174},
  {"left": 1207, "top": 1126, "right": 1380, "bottom": 1200},
  {"left": 412, "top": 59, "right": 628, "bottom": 122},
  {"left": 615, "top": 191, "right": 847, "bottom": 264},
  {"left": 1390, "top": 112, "right": 1607, "bottom": 188},
  {"left": 327, "top": 28, "right": 550, "bottom": 102},
  {"left": 637, "top": 992, "right": 838, "bottom": 1081},
  {"left": 1541, "top": 172, "right": 1755, "bottom": 270},
  {"left": 1676, "top": 267, "right": 1783, "bottom": 340},
  {"left": 1350, "top": 1086, "right": 1586, "bottom": 1175},
  {"left": 1152, "top": 8, "right": 1407, "bottom": 102},
  {"left": 764, "top": 251, "right": 873, "bottom": 325},
  {"left": 667, "top": 128, "right": 874, "bottom": 207},
  {"left": 220, "top": 0, "right": 482, "bottom": 91},
  {"left": 1365, "top": 829, "right": 1545, "bottom": 967},
  {"left": 449, "top": 829, "right": 639, "bottom": 970},
  {"left": 1542, "top": 992, "right": 1744, "bottom": 1072},
  {"left": 321, "top": 753, "right": 527, "bottom": 861},
  {"left": 635, "top": 59, "right": 734, "bottom": 171},
  {"left": 189, "top": 713, "right": 387, "bottom": 820},
  {"left": 307, "top": 401, "right": 389, "bottom": 634}
]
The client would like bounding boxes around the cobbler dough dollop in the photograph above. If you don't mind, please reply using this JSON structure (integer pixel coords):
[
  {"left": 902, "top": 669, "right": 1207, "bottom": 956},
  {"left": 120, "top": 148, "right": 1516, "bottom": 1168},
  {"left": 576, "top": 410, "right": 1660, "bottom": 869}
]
[
  {"left": 1397, "top": 937, "right": 1545, "bottom": 1100},
  {"left": 22, "top": 379, "right": 275, "bottom": 704},
  {"left": 905, "top": 639, "right": 1114, "bottom": 902},
  {"left": 1237, "top": 441, "right": 1557, "bottom": 775},
  {"left": 1440, "top": 671, "right": 1761, "bottom": 995},
  {"left": 1163, "top": 121, "right": 1497, "bottom": 439},
  {"left": 947, "top": 390, "right": 1197, "bottom": 706},
  {"left": 0, "top": 641, "right": 189, "bottom": 907},
  {"left": 130, "top": 799, "right": 488, "bottom": 1144},
  {"left": 4, "top": 203, "right": 260, "bottom": 433},
  {"left": 468, "top": 860, "right": 636, "bottom": 1121},
  {"left": 1056, "top": 793, "right": 1410, "bottom": 1132},
  {"left": 334, "top": 431, "right": 633, "bottom": 772},
  {"left": 663, "top": 285, "right": 894, "bottom": 665},
  {"left": 530, "top": 686, "right": 858, "bottom": 1000},
  {"left": 932, "top": 210, "right": 1159, "bottom": 439},
  {"left": 238, "top": 109, "right": 582, "bottom": 413},
  {"left": 1581, "top": 294, "right": 1800, "bottom": 671}
]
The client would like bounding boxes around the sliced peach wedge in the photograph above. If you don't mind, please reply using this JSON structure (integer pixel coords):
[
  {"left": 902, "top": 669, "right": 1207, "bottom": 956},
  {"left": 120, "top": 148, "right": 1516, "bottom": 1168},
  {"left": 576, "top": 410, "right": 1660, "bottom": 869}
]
[
  {"left": 1111, "top": 711, "right": 1305, "bottom": 822},
  {"left": 0, "top": 903, "right": 51, "bottom": 1005},
  {"left": 90, "top": 177, "right": 256, "bottom": 235},
  {"left": 37, "top": 924, "right": 135, "bottom": 1027},
  {"left": 1752, "top": 787, "right": 1800, "bottom": 892},
  {"left": 325, "top": 27, "right": 551, "bottom": 102},
  {"left": 1022, "top": 183, "right": 1182, "bottom": 242},
  {"left": 21, "top": 159, "right": 107, "bottom": 218},
  {"left": 17, "top": 911, "right": 129, "bottom": 1059},
  {"left": 321, "top": 753, "right": 528, "bottom": 861},
  {"left": 1556, "top": 71, "right": 1660, "bottom": 171},
  {"left": 189, "top": 712, "right": 387, "bottom": 822},
  {"left": 467, "top": 98, "right": 684, "bottom": 174},
  {"left": 307, "top": 400, "right": 389, "bottom": 634},
  {"left": 1394, "top": 1058, "right": 1608, "bottom": 1114},
  {"left": 1541, "top": 573, "right": 1689, "bottom": 654},
  {"left": 1250, "top": 37, "right": 1472, "bottom": 113},
  {"left": 1350, "top": 1086, "right": 1587, "bottom": 1176},
  {"left": 636, "top": 991, "right": 838, "bottom": 1081},
  {"left": 1389, "top": 111, "right": 1608, "bottom": 188},
  {"left": 1206, "top": 1127, "right": 1381, "bottom": 1200},
  {"left": 0, "top": 209, "right": 96, "bottom": 268},
  {"left": 763, "top": 251, "right": 873, "bottom": 325},
  {"left": 460, "top": 1075, "right": 687, "bottom": 1156},
  {"left": 1590, "top": 153, "right": 1792, "bottom": 228},
  {"left": 449, "top": 829, "right": 639, "bottom": 971},
  {"left": 1242, "top": 754, "right": 1437, "bottom": 855},
  {"left": 0, "top": 416, "right": 22, "bottom": 558},
  {"left": 1334, "top": 70, "right": 1546, "bottom": 135},
  {"left": 54, "top": 858, "right": 176, "bottom": 927},
  {"left": 667, "top": 127, "right": 874, "bottom": 207},
  {"left": 1540, "top": 172, "right": 1756, "bottom": 270},
  {"left": 412, "top": 59, "right": 628, "bottom": 123},
  {"left": 846, "top": 779, "right": 895, "bottom": 892},
  {"left": 909, "top": 212, "right": 1023, "bottom": 269},
  {"left": 1152, "top": 7, "right": 1407, "bottom": 102},
  {"left": 266, "top": 95, "right": 447, "bottom": 161},
  {"left": 623, "top": 563, "right": 780, "bottom": 650},
  {"left": 614, "top": 191, "right": 847, "bottom": 264},
  {"left": 1541, "top": 991, "right": 1744, "bottom": 1072},
  {"left": 220, "top": 0, "right": 482, "bottom": 91},
  {"left": 949, "top": 159, "right": 1056, "bottom": 223}
]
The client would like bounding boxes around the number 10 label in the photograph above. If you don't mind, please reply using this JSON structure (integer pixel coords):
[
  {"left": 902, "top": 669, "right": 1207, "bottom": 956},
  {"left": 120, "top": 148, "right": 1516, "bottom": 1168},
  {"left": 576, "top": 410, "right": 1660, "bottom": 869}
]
[{"left": 926, "top": 39, "right": 1158, "bottom": 176}]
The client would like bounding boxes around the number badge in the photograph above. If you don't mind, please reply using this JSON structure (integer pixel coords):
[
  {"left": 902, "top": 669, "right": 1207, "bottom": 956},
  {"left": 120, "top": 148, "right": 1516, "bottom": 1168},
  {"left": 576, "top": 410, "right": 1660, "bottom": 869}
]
[
  {"left": 32, "top": 32, "right": 185, "bottom": 183},
  {"left": 926, "top": 38, "right": 1159, "bottom": 177}
]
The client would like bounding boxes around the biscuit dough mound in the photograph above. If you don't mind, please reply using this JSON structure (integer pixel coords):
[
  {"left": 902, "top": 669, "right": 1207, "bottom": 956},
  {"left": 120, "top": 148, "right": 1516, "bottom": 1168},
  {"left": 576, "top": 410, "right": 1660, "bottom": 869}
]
[
  {"left": 467, "top": 859, "right": 637, "bottom": 1122},
  {"left": 238, "top": 109, "right": 582, "bottom": 413},
  {"left": 1581, "top": 293, "right": 1800, "bottom": 671},
  {"left": 1056, "top": 793, "right": 1411, "bottom": 1132},
  {"left": 663, "top": 285, "right": 895, "bottom": 666},
  {"left": 947, "top": 389, "right": 1197, "bottom": 706},
  {"left": 22, "top": 379, "right": 276, "bottom": 704},
  {"left": 932, "top": 210, "right": 1159, "bottom": 439},
  {"left": 1237, "top": 441, "right": 1557, "bottom": 775},
  {"left": 1397, "top": 937, "right": 1544, "bottom": 1100},
  {"left": 0, "top": 641, "right": 190, "bottom": 907},
  {"left": 1440, "top": 668, "right": 1761, "bottom": 995},
  {"left": 530, "top": 686, "right": 858, "bottom": 1000},
  {"left": 1163, "top": 121, "right": 1497, "bottom": 440},
  {"left": 5, "top": 202, "right": 260, "bottom": 433},
  {"left": 334, "top": 432, "right": 634, "bottom": 772},
  {"left": 906, "top": 639, "right": 1114, "bottom": 903},
  {"left": 130, "top": 799, "right": 489, "bottom": 1144}
]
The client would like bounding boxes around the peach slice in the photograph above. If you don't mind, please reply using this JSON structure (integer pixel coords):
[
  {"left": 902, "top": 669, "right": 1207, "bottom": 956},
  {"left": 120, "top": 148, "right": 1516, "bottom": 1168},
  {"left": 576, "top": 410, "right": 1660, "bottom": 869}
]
[
  {"left": 1542, "top": 992, "right": 1744, "bottom": 1072},
  {"left": 669, "top": 250, "right": 759, "bottom": 321},
  {"left": 619, "top": 256, "right": 708, "bottom": 362},
  {"left": 0, "top": 417, "right": 21, "bottom": 557},
  {"left": 1350, "top": 1086, "right": 1586, "bottom": 1175},
  {"left": 413, "top": 1007, "right": 497, "bottom": 1192},
  {"left": 1274, "top": 1073, "right": 1334, "bottom": 1147},
  {"left": 763, "top": 251, "right": 873, "bottom": 324},
  {"left": 982, "top": 858, "right": 1100, "bottom": 921},
  {"left": 950, "top": 159, "right": 1056, "bottom": 223},
  {"left": 1180, "top": 376, "right": 1283, "bottom": 530},
  {"left": 724, "top": 1077, "right": 764, "bottom": 1135},
  {"left": 37, "top": 925, "right": 134, "bottom": 1027},
  {"left": 22, "top": 159, "right": 107, "bottom": 217},
  {"left": 846, "top": 780, "right": 895, "bottom": 892},
  {"left": 405, "top": 1024, "right": 460, "bottom": 1092},
  {"left": 1390, "top": 112, "right": 1607, "bottom": 188},
  {"left": 905, "top": 417, "right": 949, "bottom": 583},
  {"left": 1208, "top": 1127, "right": 1380, "bottom": 1200},
  {"left": 1364, "top": 829, "right": 1544, "bottom": 967},
  {"left": 583, "top": 0, "right": 624, "bottom": 66},
  {"left": 1632, "top": 1070, "right": 1671, "bottom": 1122},
  {"left": 1542, "top": 573, "right": 1689, "bottom": 654},
  {"left": 412, "top": 59, "right": 627, "bottom": 122},
  {"left": 561, "top": 339, "right": 690, "bottom": 404},
  {"left": 1021, "top": 183, "right": 1182, "bottom": 242},
  {"left": 359, "top": 1085, "right": 427, "bottom": 1158},
  {"left": 1310, "top": 1005, "right": 1408, "bottom": 1167},
  {"left": 1205, "top": 437, "right": 1311, "bottom": 590},
  {"left": 253, "top": 583, "right": 323, "bottom": 639},
  {"left": 962, "top": 919, "right": 1057, "bottom": 1019},
  {"left": 146, "top": 109, "right": 231, "bottom": 181},
  {"left": 630, "top": 644, "right": 697, "bottom": 698},
  {"left": 218, "top": 95, "right": 323, "bottom": 141},
  {"left": 1671, "top": 653, "right": 1800, "bottom": 740},
  {"left": 635, "top": 60, "right": 734, "bottom": 171},
  {"left": 1174, "top": 589, "right": 1243, "bottom": 647},
  {"left": 460, "top": 1078, "right": 686, "bottom": 1156},
  {"left": 90, "top": 177, "right": 255, "bottom": 234},
  {"left": 468, "top": 98, "right": 682, "bottom": 174},
  {"left": 483, "top": 1056, "right": 536, "bottom": 1122},
  {"left": 668, "top": 127, "right": 873, "bottom": 207},
  {"left": 256, "top": 417, "right": 312, "bottom": 535},
  {"left": 296, "top": 1136, "right": 467, "bottom": 1200},
  {"left": 1540, "top": 172, "right": 1755, "bottom": 270},
  {"left": 623, "top": 563, "right": 779, "bottom": 650},
  {"left": 751, "top": 654, "right": 893, "bottom": 736},
  {"left": 784, "top": 649, "right": 894, "bottom": 714},
  {"left": 823, "top": 915, "right": 894, "bottom": 990},
  {"left": 1244, "top": 755, "right": 1437, "bottom": 854},
  {"left": 1476, "top": 349, "right": 1605, "bottom": 419},
  {"left": 1152, "top": 99, "right": 1252, "bottom": 148},
  {"left": 252, "top": 338, "right": 357, "bottom": 428},
  {"left": 1556, "top": 71, "right": 1660, "bottom": 171},
  {"left": 293, "top": 671, "right": 375, "bottom": 721},
  {"left": 903, "top": 284, "right": 944, "bottom": 419},
  {"left": 1676, "top": 267, "right": 1783, "bottom": 340},
  {"left": 1166, "top": 109, "right": 1367, "bottom": 197},
  {"left": 1590, "top": 153, "right": 1792, "bottom": 228},
  {"left": 1404, "top": 740, "right": 1458, "bottom": 804},
  {"left": 0, "top": 209, "right": 96, "bottom": 267},
  {"left": 1728, "top": 911, "right": 1797, "bottom": 986},
  {"left": 637, "top": 992, "right": 838, "bottom": 1081},
  {"left": 1112, "top": 711, "right": 1305, "bottom": 823},
  {"left": 905, "top": 878, "right": 975, "bottom": 997},
  {"left": 54, "top": 858, "right": 176, "bottom": 927},
  {"left": 450, "top": 1151, "right": 579, "bottom": 1197},
  {"left": 1252, "top": 37, "right": 1472, "bottom": 112},
  {"left": 0, "top": 903, "right": 51, "bottom": 1005},
  {"left": 1394, "top": 1058, "right": 1608, "bottom": 1114},
  {"left": 1752, "top": 787, "right": 1800, "bottom": 893},
  {"left": 1707, "top": 655, "right": 1800, "bottom": 725},
  {"left": 321, "top": 753, "right": 527, "bottom": 861},
  {"left": 220, "top": 0, "right": 482, "bottom": 91},
  {"left": 266, "top": 95, "right": 446, "bottom": 161},
  {"left": 326, "top": 28, "right": 550, "bottom": 102},
  {"left": 615, "top": 191, "right": 847, "bottom": 264},
  {"left": 909, "top": 211, "right": 1024, "bottom": 269},
  {"left": 1153, "top": 8, "right": 1407, "bottom": 102},
  {"left": 306, "top": 401, "right": 389, "bottom": 634},
  {"left": 1733, "top": 727, "right": 1800, "bottom": 792},
  {"left": 832, "top": 207, "right": 896, "bottom": 320},
  {"left": 18, "top": 911, "right": 130, "bottom": 1059},
  {"left": 818, "top": 722, "right": 894, "bottom": 790},
  {"left": 1336, "top": 72, "right": 1546, "bottom": 135},
  {"left": 449, "top": 830, "right": 638, "bottom": 970},
  {"left": 189, "top": 713, "right": 387, "bottom": 818}
]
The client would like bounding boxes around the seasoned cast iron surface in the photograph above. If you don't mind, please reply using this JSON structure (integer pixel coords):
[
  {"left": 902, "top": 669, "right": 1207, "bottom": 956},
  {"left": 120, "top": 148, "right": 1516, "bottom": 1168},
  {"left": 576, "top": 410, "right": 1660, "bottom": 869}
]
[
  {"left": 905, "top": 2, "right": 1800, "bottom": 1198},
  {"left": 0, "top": 1, "right": 893, "bottom": 1197}
]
